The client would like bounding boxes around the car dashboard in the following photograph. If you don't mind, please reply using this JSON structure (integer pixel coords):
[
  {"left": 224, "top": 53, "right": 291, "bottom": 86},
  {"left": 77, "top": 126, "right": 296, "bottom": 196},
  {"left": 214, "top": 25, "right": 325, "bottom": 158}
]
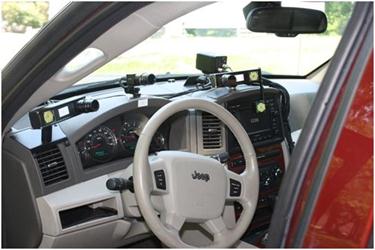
[{"left": 4, "top": 80, "right": 294, "bottom": 247}]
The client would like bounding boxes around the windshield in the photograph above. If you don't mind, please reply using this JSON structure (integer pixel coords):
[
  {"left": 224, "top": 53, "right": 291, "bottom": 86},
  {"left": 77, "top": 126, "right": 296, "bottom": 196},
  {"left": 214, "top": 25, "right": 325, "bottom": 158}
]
[{"left": 81, "top": 2, "right": 351, "bottom": 84}]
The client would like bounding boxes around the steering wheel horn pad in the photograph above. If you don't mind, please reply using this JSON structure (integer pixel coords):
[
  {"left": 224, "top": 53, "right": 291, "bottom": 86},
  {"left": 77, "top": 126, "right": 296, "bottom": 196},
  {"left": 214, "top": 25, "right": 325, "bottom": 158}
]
[{"left": 150, "top": 151, "right": 227, "bottom": 222}]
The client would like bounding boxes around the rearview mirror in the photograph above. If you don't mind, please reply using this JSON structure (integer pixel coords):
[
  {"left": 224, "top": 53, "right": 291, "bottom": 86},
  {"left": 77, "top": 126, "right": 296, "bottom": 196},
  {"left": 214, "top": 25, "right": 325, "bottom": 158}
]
[{"left": 246, "top": 7, "right": 327, "bottom": 37}]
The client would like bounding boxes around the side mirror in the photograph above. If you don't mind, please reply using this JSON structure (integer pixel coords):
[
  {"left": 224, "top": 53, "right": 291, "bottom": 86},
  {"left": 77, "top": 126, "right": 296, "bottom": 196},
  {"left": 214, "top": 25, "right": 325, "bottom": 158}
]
[{"left": 245, "top": 6, "right": 327, "bottom": 37}]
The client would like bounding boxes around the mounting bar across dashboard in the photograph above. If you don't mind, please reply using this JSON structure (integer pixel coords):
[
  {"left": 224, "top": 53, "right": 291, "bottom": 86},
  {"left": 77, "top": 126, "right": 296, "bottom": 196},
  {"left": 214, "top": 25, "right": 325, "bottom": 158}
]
[{"left": 210, "top": 68, "right": 262, "bottom": 87}]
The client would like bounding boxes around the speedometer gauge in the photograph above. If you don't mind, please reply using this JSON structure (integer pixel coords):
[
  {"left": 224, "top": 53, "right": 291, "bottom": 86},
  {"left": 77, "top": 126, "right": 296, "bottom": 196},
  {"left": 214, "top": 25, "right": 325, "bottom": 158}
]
[{"left": 82, "top": 126, "right": 117, "bottom": 162}]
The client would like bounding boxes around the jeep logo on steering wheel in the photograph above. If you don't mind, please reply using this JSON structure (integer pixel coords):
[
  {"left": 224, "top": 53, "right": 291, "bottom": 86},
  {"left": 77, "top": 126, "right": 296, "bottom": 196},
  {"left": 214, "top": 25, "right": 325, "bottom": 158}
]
[{"left": 191, "top": 170, "right": 210, "bottom": 182}]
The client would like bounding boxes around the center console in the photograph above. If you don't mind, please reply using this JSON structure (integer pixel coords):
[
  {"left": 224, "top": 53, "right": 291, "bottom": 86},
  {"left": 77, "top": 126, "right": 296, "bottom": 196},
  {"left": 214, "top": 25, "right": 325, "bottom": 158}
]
[{"left": 225, "top": 89, "right": 288, "bottom": 247}]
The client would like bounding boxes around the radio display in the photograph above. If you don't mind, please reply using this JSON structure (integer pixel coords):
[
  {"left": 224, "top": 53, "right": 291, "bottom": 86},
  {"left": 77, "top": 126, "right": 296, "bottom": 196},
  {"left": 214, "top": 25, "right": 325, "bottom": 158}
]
[
  {"left": 233, "top": 107, "right": 272, "bottom": 135},
  {"left": 226, "top": 91, "right": 284, "bottom": 149}
]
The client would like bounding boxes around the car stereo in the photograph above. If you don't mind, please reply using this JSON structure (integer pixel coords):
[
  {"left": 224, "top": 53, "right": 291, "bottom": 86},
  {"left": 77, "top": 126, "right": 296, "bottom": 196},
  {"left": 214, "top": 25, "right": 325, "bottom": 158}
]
[{"left": 226, "top": 89, "right": 284, "bottom": 149}]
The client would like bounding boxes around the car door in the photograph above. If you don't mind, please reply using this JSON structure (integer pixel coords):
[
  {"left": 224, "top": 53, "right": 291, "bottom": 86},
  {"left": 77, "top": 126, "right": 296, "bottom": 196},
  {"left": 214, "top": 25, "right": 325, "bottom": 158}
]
[{"left": 267, "top": 2, "right": 373, "bottom": 248}]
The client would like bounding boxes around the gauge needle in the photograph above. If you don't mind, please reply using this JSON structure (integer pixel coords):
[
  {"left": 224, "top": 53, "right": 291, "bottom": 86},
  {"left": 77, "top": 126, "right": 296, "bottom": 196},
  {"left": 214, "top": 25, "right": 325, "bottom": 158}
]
[{"left": 92, "top": 143, "right": 102, "bottom": 149}]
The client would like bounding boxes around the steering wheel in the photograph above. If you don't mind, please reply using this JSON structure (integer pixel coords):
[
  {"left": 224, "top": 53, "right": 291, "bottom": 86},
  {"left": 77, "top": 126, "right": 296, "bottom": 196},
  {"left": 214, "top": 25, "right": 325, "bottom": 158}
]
[{"left": 133, "top": 98, "right": 259, "bottom": 248}]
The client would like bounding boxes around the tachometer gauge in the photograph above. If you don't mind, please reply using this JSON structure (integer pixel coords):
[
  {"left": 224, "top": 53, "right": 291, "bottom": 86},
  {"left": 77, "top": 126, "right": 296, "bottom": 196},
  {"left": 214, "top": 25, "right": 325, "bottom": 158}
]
[
  {"left": 82, "top": 126, "right": 117, "bottom": 163},
  {"left": 120, "top": 114, "right": 149, "bottom": 154},
  {"left": 120, "top": 120, "right": 141, "bottom": 153}
]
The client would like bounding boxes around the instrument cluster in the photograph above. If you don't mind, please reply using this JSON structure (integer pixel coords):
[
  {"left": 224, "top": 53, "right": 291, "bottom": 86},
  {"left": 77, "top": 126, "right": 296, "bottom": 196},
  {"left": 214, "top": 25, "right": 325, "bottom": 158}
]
[{"left": 77, "top": 112, "right": 168, "bottom": 169}]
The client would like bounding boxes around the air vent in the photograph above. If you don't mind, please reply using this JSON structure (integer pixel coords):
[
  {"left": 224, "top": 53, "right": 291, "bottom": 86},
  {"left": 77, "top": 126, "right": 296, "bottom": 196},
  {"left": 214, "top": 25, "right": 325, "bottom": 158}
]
[
  {"left": 34, "top": 145, "right": 69, "bottom": 186},
  {"left": 202, "top": 112, "right": 223, "bottom": 149}
]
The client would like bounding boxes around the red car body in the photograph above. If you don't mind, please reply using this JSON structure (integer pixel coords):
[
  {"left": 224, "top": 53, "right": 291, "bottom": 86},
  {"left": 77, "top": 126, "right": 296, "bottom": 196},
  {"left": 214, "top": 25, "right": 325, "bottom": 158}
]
[{"left": 287, "top": 52, "right": 373, "bottom": 248}]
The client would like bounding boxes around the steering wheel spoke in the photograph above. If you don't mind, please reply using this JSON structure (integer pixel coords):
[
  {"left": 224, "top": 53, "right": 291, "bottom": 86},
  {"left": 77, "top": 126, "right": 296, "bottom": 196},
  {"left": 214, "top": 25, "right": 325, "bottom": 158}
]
[
  {"left": 160, "top": 212, "right": 186, "bottom": 232},
  {"left": 201, "top": 216, "right": 229, "bottom": 242}
]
